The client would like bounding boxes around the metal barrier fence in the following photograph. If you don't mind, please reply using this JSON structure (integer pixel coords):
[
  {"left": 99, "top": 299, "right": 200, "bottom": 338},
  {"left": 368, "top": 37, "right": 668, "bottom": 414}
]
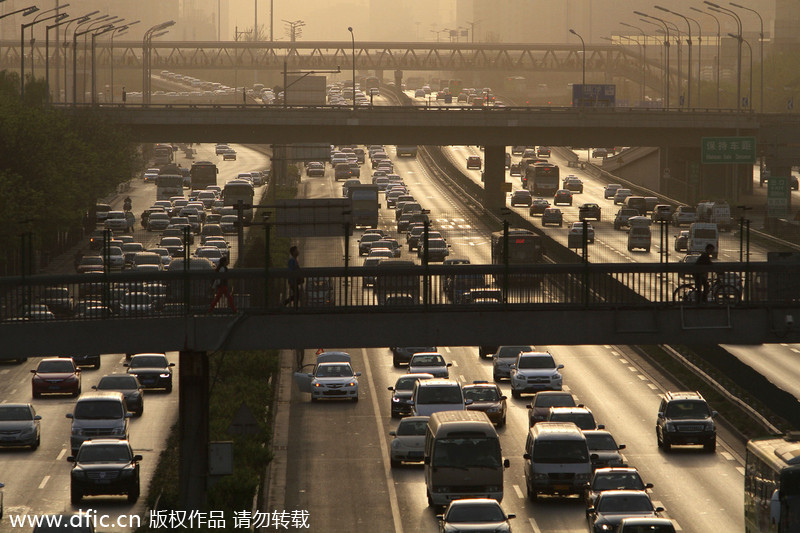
[{"left": 1, "top": 262, "right": 798, "bottom": 321}]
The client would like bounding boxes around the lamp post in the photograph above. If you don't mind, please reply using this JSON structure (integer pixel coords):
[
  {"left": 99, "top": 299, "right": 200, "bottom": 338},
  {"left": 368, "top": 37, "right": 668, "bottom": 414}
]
[
  {"left": 706, "top": 1, "right": 742, "bottom": 110},
  {"left": 21, "top": 6, "right": 68, "bottom": 99},
  {"left": 621, "top": 22, "right": 647, "bottom": 103},
  {"left": 466, "top": 19, "right": 481, "bottom": 43},
  {"left": 142, "top": 21, "right": 176, "bottom": 106},
  {"left": 91, "top": 23, "right": 118, "bottom": 105},
  {"left": 63, "top": 13, "right": 99, "bottom": 103},
  {"left": 347, "top": 26, "right": 356, "bottom": 112},
  {"left": 691, "top": 7, "right": 721, "bottom": 108},
  {"left": 732, "top": 33, "right": 753, "bottom": 110},
  {"left": 656, "top": 6, "right": 693, "bottom": 108},
  {"left": 569, "top": 28, "right": 585, "bottom": 106},
  {"left": 74, "top": 17, "right": 113, "bottom": 105},
  {"left": 110, "top": 21, "right": 138, "bottom": 103},
  {"left": 46, "top": 13, "right": 85, "bottom": 103},
  {"left": 83, "top": 17, "right": 121, "bottom": 103},
  {"left": 68, "top": 15, "right": 102, "bottom": 104},
  {"left": 0, "top": 4, "right": 38, "bottom": 25},
  {"left": 635, "top": 11, "right": 670, "bottom": 109},
  {"left": 730, "top": 2, "right": 763, "bottom": 113}
]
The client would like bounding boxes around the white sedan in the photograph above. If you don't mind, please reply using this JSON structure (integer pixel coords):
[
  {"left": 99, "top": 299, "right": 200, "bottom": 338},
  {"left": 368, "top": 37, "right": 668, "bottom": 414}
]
[
  {"left": 389, "top": 416, "right": 428, "bottom": 467},
  {"left": 407, "top": 352, "right": 451, "bottom": 378},
  {"left": 294, "top": 353, "right": 360, "bottom": 402}
]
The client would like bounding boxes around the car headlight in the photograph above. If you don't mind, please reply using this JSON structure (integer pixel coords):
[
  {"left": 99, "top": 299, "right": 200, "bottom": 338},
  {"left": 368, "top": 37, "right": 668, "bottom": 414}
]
[
  {"left": 159, "top": 373, "right": 171, "bottom": 378},
  {"left": 392, "top": 397, "right": 401, "bottom": 403},
  {"left": 72, "top": 428, "right": 85, "bottom": 436},
  {"left": 706, "top": 421, "right": 715, "bottom": 431},
  {"left": 313, "top": 382, "right": 322, "bottom": 387},
  {"left": 534, "top": 473, "right": 548, "bottom": 480},
  {"left": 348, "top": 381, "right": 356, "bottom": 387},
  {"left": 665, "top": 422, "right": 675, "bottom": 432},
  {"left": 552, "top": 372, "right": 561, "bottom": 379},
  {"left": 486, "top": 407, "right": 499, "bottom": 413}
]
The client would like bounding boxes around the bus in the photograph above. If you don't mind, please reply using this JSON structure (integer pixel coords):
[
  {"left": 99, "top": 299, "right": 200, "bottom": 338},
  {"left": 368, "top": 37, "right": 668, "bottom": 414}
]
[
  {"left": 190, "top": 161, "right": 219, "bottom": 190},
  {"left": 424, "top": 410, "right": 509, "bottom": 507},
  {"left": 153, "top": 143, "right": 174, "bottom": 167},
  {"left": 519, "top": 158, "right": 548, "bottom": 186},
  {"left": 448, "top": 78, "right": 463, "bottom": 96},
  {"left": 745, "top": 433, "right": 800, "bottom": 533},
  {"left": 365, "top": 76, "right": 380, "bottom": 93},
  {"left": 223, "top": 180, "right": 255, "bottom": 224},
  {"left": 491, "top": 228, "right": 544, "bottom": 266},
  {"left": 156, "top": 174, "right": 184, "bottom": 201},
  {"left": 527, "top": 163, "right": 560, "bottom": 196}
]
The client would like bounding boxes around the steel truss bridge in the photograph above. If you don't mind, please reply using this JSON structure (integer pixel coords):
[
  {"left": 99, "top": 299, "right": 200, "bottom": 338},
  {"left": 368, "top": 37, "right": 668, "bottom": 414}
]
[{"left": 0, "top": 40, "right": 668, "bottom": 91}]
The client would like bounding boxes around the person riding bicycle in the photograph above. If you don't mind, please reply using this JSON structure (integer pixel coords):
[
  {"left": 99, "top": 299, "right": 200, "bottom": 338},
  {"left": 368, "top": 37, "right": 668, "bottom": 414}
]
[
  {"left": 123, "top": 196, "right": 132, "bottom": 212},
  {"left": 694, "top": 244, "right": 715, "bottom": 303}
]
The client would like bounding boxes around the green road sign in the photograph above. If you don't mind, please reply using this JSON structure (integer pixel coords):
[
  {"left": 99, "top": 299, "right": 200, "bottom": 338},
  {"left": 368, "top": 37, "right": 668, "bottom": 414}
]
[
  {"left": 701, "top": 136, "right": 756, "bottom": 164},
  {"left": 767, "top": 175, "right": 790, "bottom": 218}
]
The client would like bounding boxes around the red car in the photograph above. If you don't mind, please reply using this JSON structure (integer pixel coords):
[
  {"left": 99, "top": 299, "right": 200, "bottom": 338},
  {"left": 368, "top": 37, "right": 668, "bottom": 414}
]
[{"left": 31, "top": 358, "right": 81, "bottom": 398}]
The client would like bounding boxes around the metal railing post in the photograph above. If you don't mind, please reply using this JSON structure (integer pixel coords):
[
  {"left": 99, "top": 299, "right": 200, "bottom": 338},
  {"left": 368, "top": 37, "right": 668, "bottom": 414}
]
[
  {"left": 343, "top": 221, "right": 350, "bottom": 306},
  {"left": 502, "top": 220, "right": 509, "bottom": 303},
  {"left": 423, "top": 220, "right": 430, "bottom": 307},
  {"left": 183, "top": 226, "right": 190, "bottom": 314}
]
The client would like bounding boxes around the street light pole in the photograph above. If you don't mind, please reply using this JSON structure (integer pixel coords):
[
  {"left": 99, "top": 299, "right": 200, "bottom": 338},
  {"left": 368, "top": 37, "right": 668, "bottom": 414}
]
[
  {"left": 731, "top": 2, "right": 763, "bottom": 113},
  {"left": 621, "top": 22, "right": 647, "bottom": 103},
  {"left": 706, "top": 2, "right": 742, "bottom": 110},
  {"left": 22, "top": 7, "right": 69, "bottom": 99},
  {"left": 142, "top": 21, "right": 176, "bottom": 106},
  {"left": 691, "top": 7, "right": 721, "bottom": 108},
  {"left": 109, "top": 21, "right": 137, "bottom": 103},
  {"left": 733, "top": 33, "right": 753, "bottom": 110},
  {"left": 69, "top": 15, "right": 103, "bottom": 104},
  {"left": 569, "top": 28, "right": 585, "bottom": 105},
  {"left": 91, "top": 24, "right": 117, "bottom": 105},
  {"left": 635, "top": 11, "right": 670, "bottom": 109},
  {"left": 656, "top": 6, "right": 693, "bottom": 108},
  {"left": 46, "top": 13, "right": 86, "bottom": 103},
  {"left": 347, "top": 26, "right": 356, "bottom": 112}
]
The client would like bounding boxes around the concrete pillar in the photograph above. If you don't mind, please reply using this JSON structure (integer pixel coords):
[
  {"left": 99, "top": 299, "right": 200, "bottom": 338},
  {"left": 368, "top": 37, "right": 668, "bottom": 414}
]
[
  {"left": 179, "top": 350, "right": 209, "bottom": 511},
  {"left": 483, "top": 145, "right": 506, "bottom": 211}
]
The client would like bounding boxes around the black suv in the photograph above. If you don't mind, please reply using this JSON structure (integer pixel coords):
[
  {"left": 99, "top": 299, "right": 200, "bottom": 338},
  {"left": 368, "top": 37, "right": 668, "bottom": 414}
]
[
  {"left": 656, "top": 391, "right": 717, "bottom": 452},
  {"left": 389, "top": 347, "right": 436, "bottom": 368},
  {"left": 69, "top": 439, "right": 142, "bottom": 504},
  {"left": 579, "top": 203, "right": 602, "bottom": 221}
]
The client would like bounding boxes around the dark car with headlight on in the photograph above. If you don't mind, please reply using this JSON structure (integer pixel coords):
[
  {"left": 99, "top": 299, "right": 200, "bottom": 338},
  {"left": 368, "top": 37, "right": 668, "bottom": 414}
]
[
  {"left": 124, "top": 353, "right": 174, "bottom": 392},
  {"left": 69, "top": 439, "right": 141, "bottom": 505},
  {"left": 388, "top": 373, "right": 434, "bottom": 418}
]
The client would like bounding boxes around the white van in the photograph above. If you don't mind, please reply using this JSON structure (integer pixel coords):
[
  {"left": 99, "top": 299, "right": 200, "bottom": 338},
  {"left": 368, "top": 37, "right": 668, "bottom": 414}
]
[
  {"left": 628, "top": 225, "right": 652, "bottom": 252},
  {"left": 523, "top": 421, "right": 592, "bottom": 500},
  {"left": 687, "top": 222, "right": 719, "bottom": 258},
  {"left": 411, "top": 379, "right": 467, "bottom": 417}
]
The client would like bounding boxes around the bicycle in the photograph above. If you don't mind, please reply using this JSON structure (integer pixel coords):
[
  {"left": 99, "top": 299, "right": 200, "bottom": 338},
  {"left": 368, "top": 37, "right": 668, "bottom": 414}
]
[{"left": 672, "top": 274, "right": 742, "bottom": 305}]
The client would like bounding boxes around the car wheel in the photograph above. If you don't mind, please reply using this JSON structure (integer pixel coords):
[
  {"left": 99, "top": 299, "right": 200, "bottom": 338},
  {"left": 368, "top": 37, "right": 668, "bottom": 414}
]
[
  {"left": 390, "top": 458, "right": 400, "bottom": 468},
  {"left": 627, "top": 246, "right": 633, "bottom": 251},
  {"left": 704, "top": 439, "right": 716, "bottom": 453},
  {"left": 392, "top": 355, "right": 402, "bottom": 368},
  {"left": 645, "top": 247, "right": 650, "bottom": 253},
  {"left": 427, "top": 491, "right": 435, "bottom": 507},
  {"left": 352, "top": 396, "right": 358, "bottom": 403},
  {"left": 32, "top": 390, "right": 40, "bottom": 399},
  {"left": 32, "top": 434, "right": 40, "bottom": 450},
  {"left": 70, "top": 486, "right": 82, "bottom": 505},
  {"left": 527, "top": 482, "right": 538, "bottom": 501},
  {"left": 391, "top": 410, "right": 400, "bottom": 419},
  {"left": 512, "top": 389, "right": 521, "bottom": 399},
  {"left": 94, "top": 360, "right": 101, "bottom": 369},
  {"left": 498, "top": 415, "right": 506, "bottom": 428},
  {"left": 73, "top": 387, "right": 80, "bottom": 398},
  {"left": 166, "top": 383, "right": 173, "bottom": 393},
  {"left": 127, "top": 485, "right": 140, "bottom": 503},
  {"left": 493, "top": 372, "right": 500, "bottom": 382}
]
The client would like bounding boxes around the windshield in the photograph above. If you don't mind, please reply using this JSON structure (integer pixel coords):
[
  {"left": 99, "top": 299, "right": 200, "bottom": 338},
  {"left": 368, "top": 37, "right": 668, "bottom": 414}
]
[
  {"left": 518, "top": 355, "right": 556, "bottom": 369},
  {"left": 550, "top": 412, "right": 596, "bottom": 430},
  {"left": 464, "top": 387, "right": 500, "bottom": 402},
  {"left": 417, "top": 386, "right": 462, "bottom": 405},
  {"left": 585, "top": 434, "right": 618, "bottom": 450},
  {"left": 597, "top": 494, "right": 654, "bottom": 513},
  {"left": 76, "top": 444, "right": 132, "bottom": 463},
  {"left": 98, "top": 376, "right": 138, "bottom": 390},
  {"left": 433, "top": 437, "right": 501, "bottom": 468},
  {"left": 130, "top": 356, "right": 168, "bottom": 369},
  {"left": 532, "top": 440, "right": 589, "bottom": 463},
  {"left": 396, "top": 419, "right": 427, "bottom": 436},
  {"left": 665, "top": 401, "right": 711, "bottom": 419},
  {"left": 316, "top": 364, "right": 353, "bottom": 378},
  {"left": 0, "top": 406, "right": 32, "bottom": 421},
  {"left": 496, "top": 346, "right": 531, "bottom": 359},
  {"left": 592, "top": 473, "right": 645, "bottom": 491},
  {"left": 74, "top": 400, "right": 124, "bottom": 419},
  {"left": 37, "top": 360, "right": 74, "bottom": 373},
  {"left": 694, "top": 229, "right": 717, "bottom": 239},
  {"left": 445, "top": 503, "right": 505, "bottom": 523},
  {"left": 411, "top": 354, "right": 445, "bottom": 367},
  {"left": 395, "top": 377, "right": 419, "bottom": 391},
  {"left": 535, "top": 393, "right": 576, "bottom": 408}
]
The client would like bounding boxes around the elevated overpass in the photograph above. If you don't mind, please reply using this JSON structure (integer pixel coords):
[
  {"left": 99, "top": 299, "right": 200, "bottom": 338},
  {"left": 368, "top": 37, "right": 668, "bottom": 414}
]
[{"left": 2, "top": 262, "right": 799, "bottom": 358}]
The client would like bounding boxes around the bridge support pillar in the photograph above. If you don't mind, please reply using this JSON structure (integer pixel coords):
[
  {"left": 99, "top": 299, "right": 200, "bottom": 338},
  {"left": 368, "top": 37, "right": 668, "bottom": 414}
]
[
  {"left": 483, "top": 145, "right": 506, "bottom": 211},
  {"left": 179, "top": 350, "right": 209, "bottom": 511}
]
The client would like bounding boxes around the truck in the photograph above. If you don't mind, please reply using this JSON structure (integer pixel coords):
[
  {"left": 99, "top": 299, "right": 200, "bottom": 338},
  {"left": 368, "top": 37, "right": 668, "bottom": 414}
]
[
  {"left": 347, "top": 184, "right": 379, "bottom": 229},
  {"left": 190, "top": 161, "right": 218, "bottom": 190}
]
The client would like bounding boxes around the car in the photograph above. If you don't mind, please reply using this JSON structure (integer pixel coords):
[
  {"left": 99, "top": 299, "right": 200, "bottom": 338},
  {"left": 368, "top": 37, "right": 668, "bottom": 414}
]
[
  {"left": 66, "top": 391, "right": 130, "bottom": 454},
  {"left": 510, "top": 189, "right": 532, "bottom": 206},
  {"left": 672, "top": 205, "right": 697, "bottom": 226},
  {"left": 587, "top": 467, "right": 653, "bottom": 507},
  {"left": 124, "top": 353, "right": 175, "bottom": 392},
  {"left": 93, "top": 374, "right": 144, "bottom": 416},
  {"left": 76, "top": 255, "right": 104, "bottom": 274},
  {"left": 389, "top": 416, "right": 428, "bottom": 466},
  {"left": 674, "top": 230, "right": 689, "bottom": 252},
  {"left": 215, "top": 144, "right": 230, "bottom": 155},
  {"left": 463, "top": 381, "right": 507, "bottom": 426},
  {"left": 541, "top": 207, "right": 563, "bottom": 227},
  {"left": 159, "top": 236, "right": 185, "bottom": 257},
  {"left": 537, "top": 146, "right": 551, "bottom": 157},
  {"left": 568, "top": 221, "right": 595, "bottom": 245},
  {"left": 390, "top": 346, "right": 436, "bottom": 368},
  {"left": 304, "top": 277, "right": 335, "bottom": 307},
  {"left": 491, "top": 345, "right": 533, "bottom": 381},
  {"left": 656, "top": 391, "right": 717, "bottom": 452},
  {"left": 584, "top": 430, "right": 627, "bottom": 469},
  {"left": 510, "top": 351, "right": 564, "bottom": 398},
  {"left": 194, "top": 246, "right": 224, "bottom": 268},
  {"left": 67, "top": 353, "right": 101, "bottom": 369},
  {"left": 592, "top": 148, "right": 609, "bottom": 158},
  {"left": 41, "top": 286, "right": 74, "bottom": 317},
  {"left": 563, "top": 176, "right": 584, "bottom": 193},
  {"left": 414, "top": 88, "right": 426, "bottom": 98},
  {"left": 461, "top": 287, "right": 503, "bottom": 304},
  {"left": 652, "top": 204, "right": 674, "bottom": 222},
  {"left": 587, "top": 490, "right": 664, "bottom": 533},
  {"left": 118, "top": 291, "right": 156, "bottom": 316},
  {"left": 614, "top": 208, "right": 641, "bottom": 230},
  {"left": 371, "top": 239, "right": 401, "bottom": 258},
  {"left": 529, "top": 197, "right": 551, "bottom": 216},
  {"left": 0, "top": 403, "right": 41, "bottom": 449},
  {"left": 306, "top": 161, "right": 325, "bottom": 177},
  {"left": 147, "top": 212, "right": 171, "bottom": 231},
  {"left": 31, "top": 358, "right": 81, "bottom": 398},
  {"left": 579, "top": 203, "right": 601, "bottom": 221},
  {"left": 526, "top": 390, "right": 578, "bottom": 426},
  {"left": 407, "top": 352, "right": 451, "bottom": 378},
  {"left": 436, "top": 498, "right": 515, "bottom": 532},
  {"left": 143, "top": 168, "right": 159, "bottom": 183},
  {"left": 417, "top": 238, "right": 450, "bottom": 262},
  {"left": 553, "top": 189, "right": 573, "bottom": 206},
  {"left": 222, "top": 148, "right": 237, "bottom": 160},
  {"left": 388, "top": 373, "right": 435, "bottom": 417},
  {"left": 466, "top": 156, "right": 482, "bottom": 170},
  {"left": 104, "top": 211, "right": 132, "bottom": 232},
  {"left": 793, "top": 175, "right": 799, "bottom": 191},
  {"left": 614, "top": 188, "right": 633, "bottom": 204},
  {"left": 546, "top": 406, "right": 602, "bottom": 430},
  {"left": 303, "top": 361, "right": 360, "bottom": 402},
  {"left": 69, "top": 439, "right": 141, "bottom": 505}
]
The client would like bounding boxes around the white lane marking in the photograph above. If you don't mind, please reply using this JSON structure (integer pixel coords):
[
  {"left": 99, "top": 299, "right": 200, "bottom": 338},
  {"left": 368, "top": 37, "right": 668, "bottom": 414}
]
[
  {"left": 513, "top": 484, "right": 523, "bottom": 499},
  {"left": 628, "top": 366, "right": 637, "bottom": 372},
  {"left": 38, "top": 476, "right": 50, "bottom": 489},
  {"left": 791, "top": 348, "right": 800, "bottom": 354},
  {"left": 360, "top": 348, "right": 404, "bottom": 533},
  {"left": 736, "top": 466, "right": 745, "bottom": 476},
  {"left": 618, "top": 358, "right": 627, "bottom": 364},
  {"left": 652, "top": 500, "right": 664, "bottom": 509},
  {"left": 57, "top": 448, "right": 67, "bottom": 461},
  {"left": 780, "top": 343, "right": 788, "bottom": 347},
  {"left": 673, "top": 520, "right": 683, "bottom": 531},
  {"left": 0, "top": 369, "right": 9, "bottom": 374},
  {"left": 637, "top": 375, "right": 648, "bottom": 381},
  {"left": 9, "top": 389, "right": 16, "bottom": 395},
  {"left": 459, "top": 375, "right": 466, "bottom": 383},
  {"left": 444, "top": 347, "right": 451, "bottom": 353},
  {"left": 647, "top": 383, "right": 658, "bottom": 390},
  {"left": 451, "top": 360, "right": 458, "bottom": 367},
  {"left": 604, "top": 345, "right": 612, "bottom": 349},
  {"left": 721, "top": 451, "right": 734, "bottom": 461},
  {"left": 563, "top": 385, "right": 571, "bottom": 392},
  {"left": 529, "top": 517, "right": 542, "bottom": 533}
]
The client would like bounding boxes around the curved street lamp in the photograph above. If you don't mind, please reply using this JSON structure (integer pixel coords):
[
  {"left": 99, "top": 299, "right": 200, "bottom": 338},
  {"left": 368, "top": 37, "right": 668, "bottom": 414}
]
[
  {"left": 569, "top": 28, "right": 586, "bottom": 105},
  {"left": 656, "top": 6, "right": 693, "bottom": 108},
  {"left": 110, "top": 21, "right": 138, "bottom": 103},
  {"left": 347, "top": 26, "right": 356, "bottom": 112},
  {"left": 706, "top": 1, "right": 742, "bottom": 109},
  {"left": 691, "top": 7, "right": 721, "bottom": 108},
  {"left": 142, "top": 21, "right": 176, "bottom": 105},
  {"left": 45, "top": 12, "right": 87, "bottom": 102},
  {"left": 730, "top": 2, "right": 763, "bottom": 112},
  {"left": 21, "top": 5, "right": 69, "bottom": 98},
  {"left": 635, "top": 11, "right": 670, "bottom": 108},
  {"left": 621, "top": 22, "right": 647, "bottom": 103}
]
